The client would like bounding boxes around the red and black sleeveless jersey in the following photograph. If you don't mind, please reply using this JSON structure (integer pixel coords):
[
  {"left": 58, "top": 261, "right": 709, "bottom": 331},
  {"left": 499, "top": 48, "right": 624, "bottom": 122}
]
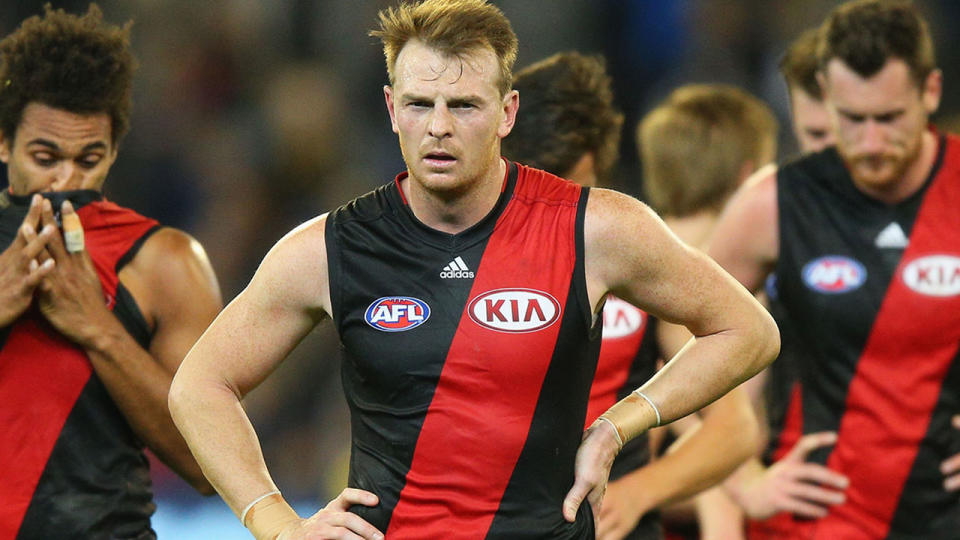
[
  {"left": 0, "top": 190, "right": 161, "bottom": 540},
  {"left": 587, "top": 298, "right": 662, "bottom": 540},
  {"left": 326, "top": 161, "right": 601, "bottom": 539},
  {"left": 750, "top": 134, "right": 960, "bottom": 539}
]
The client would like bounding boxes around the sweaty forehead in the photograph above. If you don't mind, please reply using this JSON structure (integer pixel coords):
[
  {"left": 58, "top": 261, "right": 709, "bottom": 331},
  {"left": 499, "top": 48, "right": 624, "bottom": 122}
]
[{"left": 394, "top": 41, "right": 499, "bottom": 92}]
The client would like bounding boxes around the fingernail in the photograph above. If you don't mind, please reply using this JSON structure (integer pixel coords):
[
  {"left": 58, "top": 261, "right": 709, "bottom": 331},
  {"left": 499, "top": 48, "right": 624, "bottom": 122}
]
[
  {"left": 29, "top": 259, "right": 38, "bottom": 271},
  {"left": 31, "top": 194, "right": 40, "bottom": 205},
  {"left": 42, "top": 259, "right": 54, "bottom": 269},
  {"left": 63, "top": 200, "right": 74, "bottom": 212}
]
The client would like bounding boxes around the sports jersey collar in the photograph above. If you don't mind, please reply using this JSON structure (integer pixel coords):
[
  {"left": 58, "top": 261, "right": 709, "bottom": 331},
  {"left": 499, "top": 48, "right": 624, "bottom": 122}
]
[{"left": 388, "top": 159, "right": 519, "bottom": 249}]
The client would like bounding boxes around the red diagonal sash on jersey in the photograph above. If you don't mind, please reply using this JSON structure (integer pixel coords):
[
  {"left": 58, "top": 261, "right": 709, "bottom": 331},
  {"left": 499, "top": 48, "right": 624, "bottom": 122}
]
[
  {"left": 0, "top": 319, "right": 93, "bottom": 538},
  {"left": 0, "top": 201, "right": 157, "bottom": 537},
  {"left": 385, "top": 176, "right": 581, "bottom": 539},
  {"left": 813, "top": 155, "right": 960, "bottom": 538}
]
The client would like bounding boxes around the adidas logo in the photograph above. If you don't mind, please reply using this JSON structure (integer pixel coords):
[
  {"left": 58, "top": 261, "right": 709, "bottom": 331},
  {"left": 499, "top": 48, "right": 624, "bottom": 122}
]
[
  {"left": 875, "top": 222, "right": 909, "bottom": 249},
  {"left": 440, "top": 256, "right": 475, "bottom": 279}
]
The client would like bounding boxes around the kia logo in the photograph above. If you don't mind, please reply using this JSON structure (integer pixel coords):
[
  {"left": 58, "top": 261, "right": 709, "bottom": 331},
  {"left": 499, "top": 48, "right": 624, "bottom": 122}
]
[{"left": 468, "top": 288, "right": 560, "bottom": 333}]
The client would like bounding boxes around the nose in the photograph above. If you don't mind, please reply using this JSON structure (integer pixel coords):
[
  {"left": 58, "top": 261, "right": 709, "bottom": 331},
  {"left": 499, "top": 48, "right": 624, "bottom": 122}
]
[
  {"left": 859, "top": 119, "right": 886, "bottom": 154},
  {"left": 428, "top": 105, "right": 453, "bottom": 139},
  {"left": 51, "top": 161, "right": 81, "bottom": 190}
]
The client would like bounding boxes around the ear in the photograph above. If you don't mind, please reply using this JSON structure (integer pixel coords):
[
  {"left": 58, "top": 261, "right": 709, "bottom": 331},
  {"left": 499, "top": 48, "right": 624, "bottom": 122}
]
[
  {"left": 921, "top": 69, "right": 942, "bottom": 115},
  {"left": 816, "top": 70, "right": 828, "bottom": 96},
  {"left": 0, "top": 131, "right": 10, "bottom": 164},
  {"left": 497, "top": 89, "right": 519, "bottom": 139},
  {"left": 384, "top": 85, "right": 399, "bottom": 134}
]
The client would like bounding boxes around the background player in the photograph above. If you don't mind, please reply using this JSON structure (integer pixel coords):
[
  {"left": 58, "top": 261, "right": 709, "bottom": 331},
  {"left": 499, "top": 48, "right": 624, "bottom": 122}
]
[
  {"left": 709, "top": 1, "right": 960, "bottom": 537},
  {"left": 0, "top": 4, "right": 222, "bottom": 539},
  {"left": 169, "top": 1, "right": 779, "bottom": 539}
]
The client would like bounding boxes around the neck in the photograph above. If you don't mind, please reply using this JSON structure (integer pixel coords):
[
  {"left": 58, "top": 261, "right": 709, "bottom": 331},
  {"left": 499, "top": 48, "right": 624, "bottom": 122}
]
[
  {"left": 855, "top": 130, "right": 939, "bottom": 204},
  {"left": 403, "top": 157, "right": 506, "bottom": 234},
  {"left": 664, "top": 209, "right": 721, "bottom": 250}
]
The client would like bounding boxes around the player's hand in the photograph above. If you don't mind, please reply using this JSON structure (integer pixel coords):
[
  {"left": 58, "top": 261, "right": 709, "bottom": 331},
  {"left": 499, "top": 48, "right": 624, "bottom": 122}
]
[
  {"left": 35, "top": 199, "right": 115, "bottom": 347},
  {"left": 276, "top": 488, "right": 384, "bottom": 540},
  {"left": 596, "top": 471, "right": 645, "bottom": 540},
  {"left": 735, "top": 431, "right": 848, "bottom": 520},
  {"left": 941, "top": 414, "right": 960, "bottom": 492},
  {"left": 0, "top": 194, "right": 56, "bottom": 326},
  {"left": 563, "top": 420, "right": 620, "bottom": 528}
]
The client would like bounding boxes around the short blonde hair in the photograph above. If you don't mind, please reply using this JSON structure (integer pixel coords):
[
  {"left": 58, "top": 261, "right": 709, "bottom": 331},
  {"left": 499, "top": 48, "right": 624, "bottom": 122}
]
[
  {"left": 639, "top": 84, "right": 777, "bottom": 217},
  {"left": 370, "top": 0, "right": 518, "bottom": 96}
]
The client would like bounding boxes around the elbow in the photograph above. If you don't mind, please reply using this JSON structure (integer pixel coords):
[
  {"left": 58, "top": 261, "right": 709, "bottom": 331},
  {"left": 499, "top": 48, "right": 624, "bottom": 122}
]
[
  {"left": 191, "top": 479, "right": 217, "bottom": 497},
  {"left": 751, "top": 309, "right": 780, "bottom": 375}
]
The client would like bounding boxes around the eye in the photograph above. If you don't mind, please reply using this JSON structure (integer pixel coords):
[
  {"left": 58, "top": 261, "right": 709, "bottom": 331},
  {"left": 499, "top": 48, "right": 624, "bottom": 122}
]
[
  {"left": 32, "top": 152, "right": 56, "bottom": 167},
  {"left": 874, "top": 112, "right": 902, "bottom": 124},
  {"left": 78, "top": 154, "right": 104, "bottom": 168}
]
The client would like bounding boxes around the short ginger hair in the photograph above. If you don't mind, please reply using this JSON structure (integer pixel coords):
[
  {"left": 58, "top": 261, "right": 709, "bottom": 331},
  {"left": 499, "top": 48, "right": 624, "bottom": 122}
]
[{"left": 370, "top": 0, "right": 518, "bottom": 97}]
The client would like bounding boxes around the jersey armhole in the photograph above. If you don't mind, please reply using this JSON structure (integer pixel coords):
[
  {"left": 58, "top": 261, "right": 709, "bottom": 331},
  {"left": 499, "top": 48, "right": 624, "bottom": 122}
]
[
  {"left": 575, "top": 187, "right": 599, "bottom": 337},
  {"left": 324, "top": 213, "right": 343, "bottom": 332}
]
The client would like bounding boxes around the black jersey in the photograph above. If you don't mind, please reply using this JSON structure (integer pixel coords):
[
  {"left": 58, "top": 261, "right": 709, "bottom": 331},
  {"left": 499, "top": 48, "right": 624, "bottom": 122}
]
[
  {"left": 326, "top": 161, "right": 601, "bottom": 539},
  {"left": 753, "top": 135, "right": 960, "bottom": 539},
  {"left": 0, "top": 191, "right": 161, "bottom": 539}
]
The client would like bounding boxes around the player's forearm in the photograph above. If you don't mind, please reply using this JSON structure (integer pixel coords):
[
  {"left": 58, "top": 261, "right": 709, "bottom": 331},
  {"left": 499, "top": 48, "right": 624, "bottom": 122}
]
[
  {"left": 695, "top": 486, "right": 746, "bottom": 540},
  {"left": 85, "top": 324, "right": 214, "bottom": 494},
  {"left": 721, "top": 456, "right": 768, "bottom": 512},
  {"left": 169, "top": 362, "right": 283, "bottom": 517}
]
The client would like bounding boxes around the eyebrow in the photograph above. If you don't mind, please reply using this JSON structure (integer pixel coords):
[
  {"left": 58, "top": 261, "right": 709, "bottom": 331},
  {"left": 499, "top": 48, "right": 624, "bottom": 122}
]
[
  {"left": 835, "top": 107, "right": 905, "bottom": 119},
  {"left": 401, "top": 93, "right": 485, "bottom": 103},
  {"left": 26, "top": 138, "right": 108, "bottom": 152}
]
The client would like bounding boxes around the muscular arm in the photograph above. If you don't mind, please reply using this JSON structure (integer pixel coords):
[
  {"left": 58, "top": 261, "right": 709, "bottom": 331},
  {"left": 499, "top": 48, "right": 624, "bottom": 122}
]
[
  {"left": 565, "top": 188, "right": 779, "bottom": 525},
  {"left": 35, "top": 201, "right": 221, "bottom": 493},
  {"left": 169, "top": 215, "right": 329, "bottom": 514},
  {"left": 587, "top": 187, "right": 779, "bottom": 429},
  {"left": 169, "top": 215, "right": 383, "bottom": 540}
]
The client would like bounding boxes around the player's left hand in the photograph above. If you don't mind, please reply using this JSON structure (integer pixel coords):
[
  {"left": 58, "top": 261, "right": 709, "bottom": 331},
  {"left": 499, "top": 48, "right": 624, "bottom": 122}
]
[
  {"left": 941, "top": 414, "right": 960, "bottom": 491},
  {"left": 563, "top": 419, "right": 620, "bottom": 529},
  {"left": 35, "top": 199, "right": 115, "bottom": 348},
  {"left": 596, "top": 470, "right": 644, "bottom": 540}
]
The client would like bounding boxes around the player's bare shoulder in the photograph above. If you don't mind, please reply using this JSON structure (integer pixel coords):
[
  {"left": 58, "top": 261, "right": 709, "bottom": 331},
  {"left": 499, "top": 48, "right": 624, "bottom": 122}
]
[
  {"left": 583, "top": 187, "right": 681, "bottom": 309},
  {"left": 249, "top": 213, "right": 332, "bottom": 320},
  {"left": 709, "top": 164, "right": 779, "bottom": 274},
  {"left": 118, "top": 227, "right": 221, "bottom": 325}
]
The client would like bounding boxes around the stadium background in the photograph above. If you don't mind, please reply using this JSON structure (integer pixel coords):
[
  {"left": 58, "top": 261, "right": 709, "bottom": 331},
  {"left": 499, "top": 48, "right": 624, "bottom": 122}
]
[{"left": 2, "top": 1, "right": 959, "bottom": 537}]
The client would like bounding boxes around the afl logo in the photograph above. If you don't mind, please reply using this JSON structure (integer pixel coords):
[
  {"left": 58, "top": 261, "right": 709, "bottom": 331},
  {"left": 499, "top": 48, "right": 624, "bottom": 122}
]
[
  {"left": 365, "top": 297, "right": 431, "bottom": 332},
  {"left": 902, "top": 255, "right": 960, "bottom": 297},
  {"left": 468, "top": 288, "right": 560, "bottom": 333},
  {"left": 602, "top": 297, "right": 645, "bottom": 339},
  {"left": 802, "top": 256, "right": 867, "bottom": 294}
]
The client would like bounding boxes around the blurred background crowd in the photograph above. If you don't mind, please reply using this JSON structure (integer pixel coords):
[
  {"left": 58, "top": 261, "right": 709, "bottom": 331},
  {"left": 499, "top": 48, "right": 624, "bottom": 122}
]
[{"left": 2, "top": 1, "right": 960, "bottom": 537}]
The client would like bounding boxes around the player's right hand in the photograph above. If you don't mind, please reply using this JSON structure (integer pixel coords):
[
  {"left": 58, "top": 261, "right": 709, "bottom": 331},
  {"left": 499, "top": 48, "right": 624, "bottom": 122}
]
[
  {"left": 735, "top": 431, "right": 849, "bottom": 520},
  {"left": 276, "top": 488, "right": 384, "bottom": 540},
  {"left": 0, "top": 194, "right": 55, "bottom": 326}
]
